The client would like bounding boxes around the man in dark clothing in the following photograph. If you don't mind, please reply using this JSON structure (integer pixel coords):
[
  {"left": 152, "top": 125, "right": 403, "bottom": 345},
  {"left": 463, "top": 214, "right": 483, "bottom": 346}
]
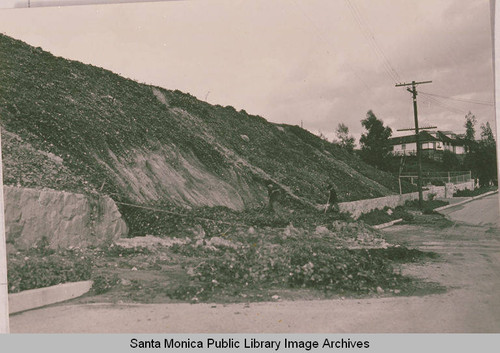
[{"left": 326, "top": 183, "right": 339, "bottom": 213}]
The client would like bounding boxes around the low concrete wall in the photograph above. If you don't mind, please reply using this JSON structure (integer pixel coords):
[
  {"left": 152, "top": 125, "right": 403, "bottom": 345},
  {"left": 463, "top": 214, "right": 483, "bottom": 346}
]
[
  {"left": 339, "top": 180, "right": 474, "bottom": 219},
  {"left": 4, "top": 186, "right": 128, "bottom": 249},
  {"left": 8, "top": 280, "right": 93, "bottom": 314}
]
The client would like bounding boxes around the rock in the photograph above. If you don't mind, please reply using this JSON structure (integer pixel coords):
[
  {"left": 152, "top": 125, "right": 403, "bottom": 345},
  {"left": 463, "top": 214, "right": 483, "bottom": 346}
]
[
  {"left": 283, "top": 224, "right": 299, "bottom": 237},
  {"left": 271, "top": 295, "right": 280, "bottom": 300},
  {"left": 332, "top": 221, "right": 344, "bottom": 232},
  {"left": 115, "top": 235, "right": 188, "bottom": 249},
  {"left": 194, "top": 236, "right": 240, "bottom": 250},
  {"left": 191, "top": 225, "right": 206, "bottom": 239},
  {"left": 376, "top": 286, "right": 385, "bottom": 294},
  {"left": 394, "top": 289, "right": 401, "bottom": 294},
  {"left": 194, "top": 239, "right": 215, "bottom": 251},
  {"left": 314, "top": 226, "right": 330, "bottom": 235},
  {"left": 240, "top": 134, "right": 250, "bottom": 142}
]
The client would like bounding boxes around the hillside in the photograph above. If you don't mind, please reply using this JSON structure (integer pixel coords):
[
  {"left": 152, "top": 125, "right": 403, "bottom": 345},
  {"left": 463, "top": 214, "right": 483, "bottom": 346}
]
[{"left": 0, "top": 34, "right": 409, "bottom": 215}]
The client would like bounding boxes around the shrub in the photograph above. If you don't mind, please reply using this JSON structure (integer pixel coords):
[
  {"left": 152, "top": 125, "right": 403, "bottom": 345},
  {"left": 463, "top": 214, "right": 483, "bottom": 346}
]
[
  {"left": 165, "top": 234, "right": 416, "bottom": 301},
  {"left": 7, "top": 249, "right": 92, "bottom": 293},
  {"left": 427, "top": 179, "right": 445, "bottom": 186},
  {"left": 357, "top": 208, "right": 393, "bottom": 225},
  {"left": 454, "top": 186, "right": 496, "bottom": 197},
  {"left": 91, "top": 274, "right": 120, "bottom": 294},
  {"left": 404, "top": 199, "right": 448, "bottom": 211},
  {"left": 393, "top": 206, "right": 413, "bottom": 222}
]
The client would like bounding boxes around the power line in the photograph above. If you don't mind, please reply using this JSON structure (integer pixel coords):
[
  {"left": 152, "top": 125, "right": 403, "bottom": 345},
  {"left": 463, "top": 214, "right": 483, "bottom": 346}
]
[
  {"left": 418, "top": 94, "right": 468, "bottom": 115},
  {"left": 344, "top": 0, "right": 396, "bottom": 83},
  {"left": 419, "top": 91, "right": 494, "bottom": 106},
  {"left": 344, "top": 0, "right": 402, "bottom": 84}
]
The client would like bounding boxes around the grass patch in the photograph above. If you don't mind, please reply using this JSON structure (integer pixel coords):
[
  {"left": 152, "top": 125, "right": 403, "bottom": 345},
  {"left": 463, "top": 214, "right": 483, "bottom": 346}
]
[
  {"left": 6, "top": 240, "right": 149, "bottom": 295},
  {"left": 7, "top": 247, "right": 92, "bottom": 293}
]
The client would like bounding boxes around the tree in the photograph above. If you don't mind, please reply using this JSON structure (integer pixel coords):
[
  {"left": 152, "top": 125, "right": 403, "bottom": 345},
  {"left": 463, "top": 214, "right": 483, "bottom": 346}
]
[
  {"left": 480, "top": 121, "right": 495, "bottom": 145},
  {"left": 469, "top": 122, "right": 497, "bottom": 187},
  {"left": 335, "top": 123, "right": 355, "bottom": 152},
  {"left": 317, "top": 131, "right": 329, "bottom": 141},
  {"left": 464, "top": 111, "right": 477, "bottom": 142},
  {"left": 359, "top": 110, "right": 392, "bottom": 169},
  {"left": 442, "top": 150, "right": 460, "bottom": 171},
  {"left": 463, "top": 112, "right": 477, "bottom": 173}
]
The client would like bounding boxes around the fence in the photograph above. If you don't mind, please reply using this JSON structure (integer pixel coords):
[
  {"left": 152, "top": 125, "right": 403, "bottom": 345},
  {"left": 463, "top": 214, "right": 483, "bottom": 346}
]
[{"left": 398, "top": 171, "right": 471, "bottom": 193}]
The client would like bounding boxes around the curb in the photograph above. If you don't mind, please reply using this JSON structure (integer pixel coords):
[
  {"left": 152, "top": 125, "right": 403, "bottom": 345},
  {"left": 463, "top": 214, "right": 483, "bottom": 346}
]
[
  {"left": 8, "top": 280, "right": 93, "bottom": 314},
  {"left": 434, "top": 190, "right": 498, "bottom": 212},
  {"left": 372, "top": 218, "right": 403, "bottom": 230}
]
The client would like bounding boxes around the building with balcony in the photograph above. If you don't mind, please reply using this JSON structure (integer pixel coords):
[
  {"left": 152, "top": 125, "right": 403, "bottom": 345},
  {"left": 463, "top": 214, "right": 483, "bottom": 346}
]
[{"left": 389, "top": 130, "right": 467, "bottom": 158}]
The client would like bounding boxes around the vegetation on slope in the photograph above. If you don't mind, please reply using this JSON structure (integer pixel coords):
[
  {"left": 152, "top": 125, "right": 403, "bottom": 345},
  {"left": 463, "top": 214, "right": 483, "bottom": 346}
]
[
  {"left": 0, "top": 33, "right": 409, "bottom": 214},
  {"left": 0, "top": 35, "right": 444, "bottom": 301}
]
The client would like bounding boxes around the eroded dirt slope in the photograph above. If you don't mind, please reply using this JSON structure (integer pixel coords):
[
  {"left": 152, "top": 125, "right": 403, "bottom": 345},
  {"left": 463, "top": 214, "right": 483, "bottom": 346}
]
[{"left": 0, "top": 33, "right": 409, "bottom": 211}]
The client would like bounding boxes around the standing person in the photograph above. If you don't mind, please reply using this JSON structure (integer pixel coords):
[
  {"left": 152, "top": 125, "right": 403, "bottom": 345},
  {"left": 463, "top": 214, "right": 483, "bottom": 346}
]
[
  {"left": 326, "top": 183, "right": 338, "bottom": 213},
  {"left": 267, "top": 182, "right": 280, "bottom": 212}
]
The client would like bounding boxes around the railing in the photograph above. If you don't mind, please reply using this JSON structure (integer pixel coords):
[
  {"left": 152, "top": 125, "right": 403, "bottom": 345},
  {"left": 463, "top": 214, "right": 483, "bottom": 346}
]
[{"left": 398, "top": 171, "right": 472, "bottom": 193}]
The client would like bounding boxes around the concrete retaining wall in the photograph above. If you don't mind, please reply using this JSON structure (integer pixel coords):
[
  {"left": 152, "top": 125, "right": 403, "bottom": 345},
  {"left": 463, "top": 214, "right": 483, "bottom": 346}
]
[
  {"left": 339, "top": 180, "right": 474, "bottom": 219},
  {"left": 445, "top": 180, "right": 475, "bottom": 197},
  {"left": 4, "top": 186, "right": 128, "bottom": 249}
]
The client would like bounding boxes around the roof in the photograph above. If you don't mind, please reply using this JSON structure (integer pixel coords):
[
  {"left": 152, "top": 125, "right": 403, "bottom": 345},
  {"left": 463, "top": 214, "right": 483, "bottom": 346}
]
[
  {"left": 388, "top": 131, "right": 438, "bottom": 145},
  {"left": 388, "top": 130, "right": 467, "bottom": 146}
]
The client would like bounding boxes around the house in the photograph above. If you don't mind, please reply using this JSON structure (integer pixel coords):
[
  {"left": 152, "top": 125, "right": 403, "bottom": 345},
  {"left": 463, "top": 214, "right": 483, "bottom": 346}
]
[{"left": 389, "top": 130, "right": 468, "bottom": 158}]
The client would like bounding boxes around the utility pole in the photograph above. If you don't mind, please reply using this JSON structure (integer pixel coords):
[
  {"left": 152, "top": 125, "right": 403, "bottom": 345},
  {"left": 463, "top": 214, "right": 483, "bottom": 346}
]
[{"left": 395, "top": 80, "right": 432, "bottom": 208}]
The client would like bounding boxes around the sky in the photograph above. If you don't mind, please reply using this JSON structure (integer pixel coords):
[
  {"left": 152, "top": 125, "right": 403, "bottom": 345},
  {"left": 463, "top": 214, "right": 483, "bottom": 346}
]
[{"left": 0, "top": 0, "right": 495, "bottom": 145}]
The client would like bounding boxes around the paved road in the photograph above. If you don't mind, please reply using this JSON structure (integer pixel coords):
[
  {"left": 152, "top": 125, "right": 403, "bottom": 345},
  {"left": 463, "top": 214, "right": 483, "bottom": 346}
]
[
  {"left": 439, "top": 193, "right": 499, "bottom": 227},
  {"left": 9, "top": 194, "right": 500, "bottom": 333}
]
